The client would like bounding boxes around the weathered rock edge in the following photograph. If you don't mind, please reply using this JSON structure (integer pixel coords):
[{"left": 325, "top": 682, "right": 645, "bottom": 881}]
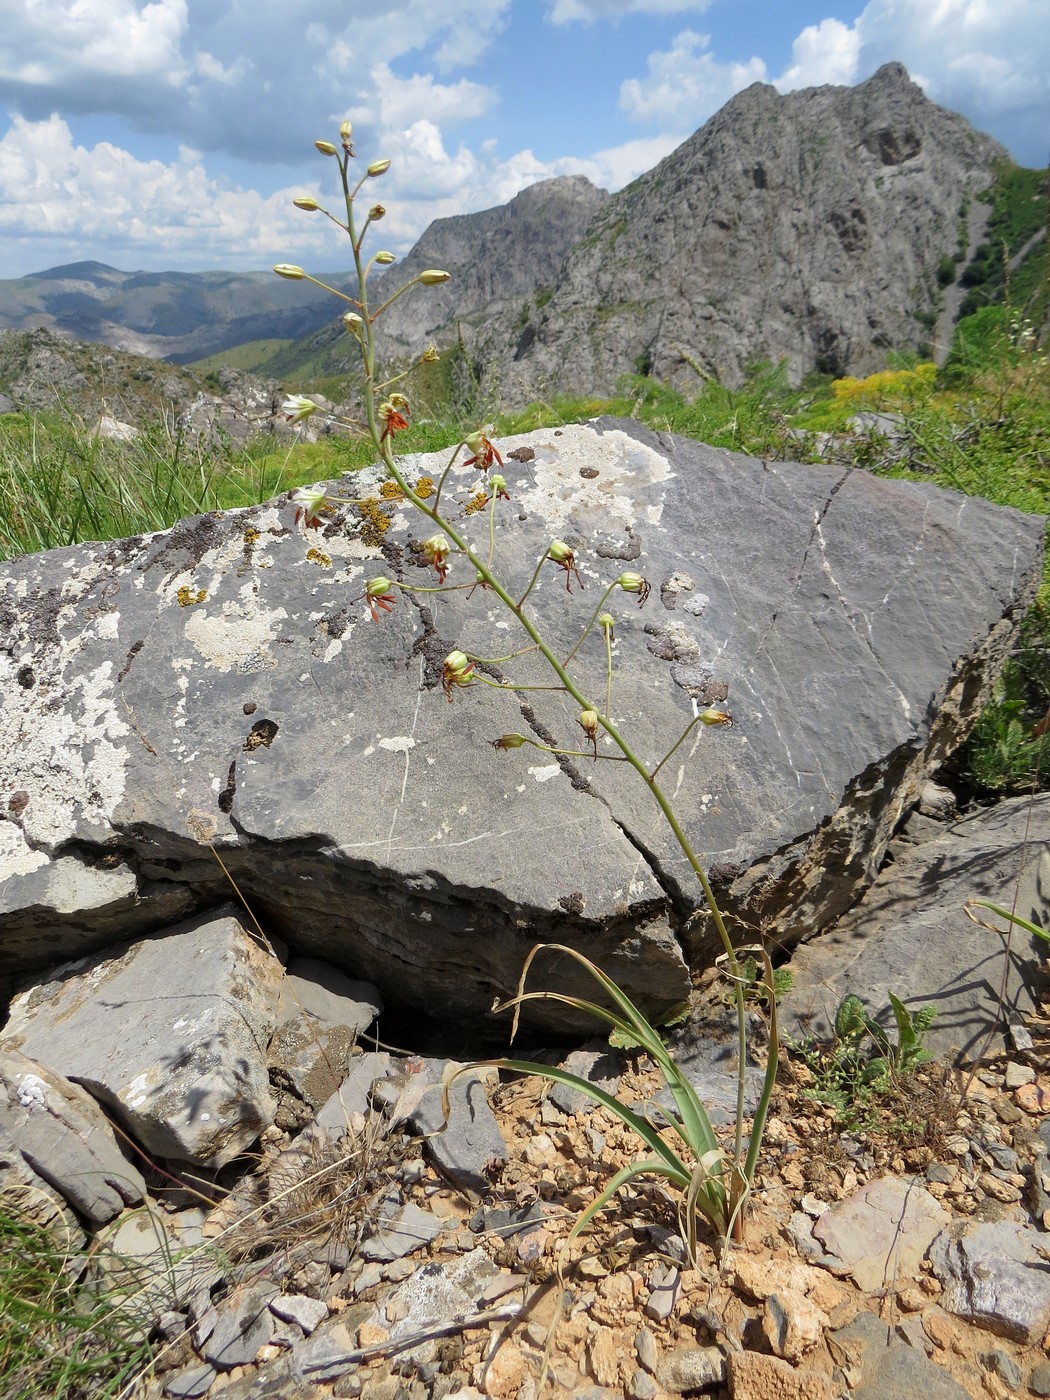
[{"left": 0, "top": 420, "right": 1044, "bottom": 1034}]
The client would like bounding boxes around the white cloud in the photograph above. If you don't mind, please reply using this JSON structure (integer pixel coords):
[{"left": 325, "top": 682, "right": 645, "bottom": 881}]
[
  {"left": 854, "top": 0, "right": 1050, "bottom": 128},
  {"left": 0, "top": 113, "right": 337, "bottom": 270},
  {"left": 776, "top": 18, "right": 860, "bottom": 91},
  {"left": 546, "top": 0, "right": 710, "bottom": 22},
  {"left": 619, "top": 29, "right": 767, "bottom": 125},
  {"left": 0, "top": 0, "right": 190, "bottom": 86},
  {"left": 0, "top": 0, "right": 512, "bottom": 160},
  {"left": 368, "top": 63, "right": 496, "bottom": 128}
]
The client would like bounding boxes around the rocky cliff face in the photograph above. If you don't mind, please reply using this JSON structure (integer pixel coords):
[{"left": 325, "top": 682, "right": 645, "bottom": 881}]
[
  {"left": 440, "top": 63, "right": 1008, "bottom": 401},
  {"left": 377, "top": 175, "right": 608, "bottom": 357}
]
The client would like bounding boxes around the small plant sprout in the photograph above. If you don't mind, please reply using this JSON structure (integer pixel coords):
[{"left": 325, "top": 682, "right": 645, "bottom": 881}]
[{"left": 277, "top": 124, "right": 779, "bottom": 1259}]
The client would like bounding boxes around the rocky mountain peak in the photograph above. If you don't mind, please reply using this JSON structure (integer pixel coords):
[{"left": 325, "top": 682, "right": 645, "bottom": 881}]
[{"left": 466, "top": 63, "right": 1011, "bottom": 403}]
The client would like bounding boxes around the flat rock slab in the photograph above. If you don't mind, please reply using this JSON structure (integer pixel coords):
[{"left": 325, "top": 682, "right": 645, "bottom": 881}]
[
  {"left": 780, "top": 793, "right": 1050, "bottom": 1061},
  {"left": 1, "top": 421, "right": 1043, "bottom": 1031},
  {"left": 811, "top": 1176, "right": 949, "bottom": 1293},
  {"left": 2, "top": 908, "right": 282, "bottom": 1167},
  {"left": 829, "top": 1311, "right": 971, "bottom": 1400},
  {"left": 0, "top": 1048, "right": 145, "bottom": 1223},
  {"left": 930, "top": 1220, "right": 1050, "bottom": 1342}
]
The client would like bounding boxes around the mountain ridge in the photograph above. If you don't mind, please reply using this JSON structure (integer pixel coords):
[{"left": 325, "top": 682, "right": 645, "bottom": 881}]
[{"left": 0, "top": 63, "right": 1036, "bottom": 406}]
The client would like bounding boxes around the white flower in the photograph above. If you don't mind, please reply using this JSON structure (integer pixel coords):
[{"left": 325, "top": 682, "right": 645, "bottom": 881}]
[
  {"left": 291, "top": 486, "right": 332, "bottom": 528},
  {"left": 282, "top": 394, "right": 319, "bottom": 424}
]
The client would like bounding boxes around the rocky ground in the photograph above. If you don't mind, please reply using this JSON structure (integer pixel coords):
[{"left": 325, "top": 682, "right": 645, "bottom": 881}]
[{"left": 14, "top": 974, "right": 1046, "bottom": 1400}]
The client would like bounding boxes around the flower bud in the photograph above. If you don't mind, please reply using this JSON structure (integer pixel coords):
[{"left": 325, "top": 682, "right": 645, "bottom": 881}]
[
  {"left": 598, "top": 611, "right": 615, "bottom": 635},
  {"left": 699, "top": 707, "right": 733, "bottom": 727},
  {"left": 365, "top": 576, "right": 394, "bottom": 599},
  {"left": 339, "top": 121, "right": 352, "bottom": 141},
  {"left": 293, "top": 196, "right": 320, "bottom": 211},
  {"left": 578, "top": 709, "right": 600, "bottom": 758},
  {"left": 418, "top": 269, "right": 451, "bottom": 286},
  {"left": 548, "top": 540, "right": 573, "bottom": 564},
  {"left": 314, "top": 140, "right": 338, "bottom": 156},
  {"left": 493, "top": 733, "right": 527, "bottom": 751},
  {"left": 368, "top": 203, "right": 386, "bottom": 220},
  {"left": 489, "top": 473, "right": 508, "bottom": 497},
  {"left": 367, "top": 159, "right": 391, "bottom": 176},
  {"left": 342, "top": 311, "right": 363, "bottom": 337},
  {"left": 442, "top": 649, "right": 475, "bottom": 701},
  {"left": 420, "top": 345, "right": 439, "bottom": 363},
  {"left": 388, "top": 392, "right": 409, "bottom": 410},
  {"left": 617, "top": 571, "right": 651, "bottom": 605},
  {"left": 374, "top": 251, "right": 396, "bottom": 265},
  {"left": 273, "top": 263, "right": 305, "bottom": 280}
]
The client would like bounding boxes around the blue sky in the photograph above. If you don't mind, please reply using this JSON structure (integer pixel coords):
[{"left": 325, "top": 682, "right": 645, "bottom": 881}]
[{"left": 0, "top": 0, "right": 1046, "bottom": 278}]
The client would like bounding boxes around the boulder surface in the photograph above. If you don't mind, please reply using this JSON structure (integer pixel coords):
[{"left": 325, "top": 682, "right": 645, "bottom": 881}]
[{"left": 0, "top": 420, "right": 1043, "bottom": 1035}]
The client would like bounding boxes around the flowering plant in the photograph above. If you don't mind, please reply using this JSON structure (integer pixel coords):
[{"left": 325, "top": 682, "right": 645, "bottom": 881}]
[{"left": 276, "top": 123, "right": 777, "bottom": 1254}]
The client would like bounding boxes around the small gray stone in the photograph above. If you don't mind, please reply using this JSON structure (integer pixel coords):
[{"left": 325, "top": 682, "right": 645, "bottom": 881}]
[
  {"left": 314, "top": 1052, "right": 393, "bottom": 1140},
  {"left": 4, "top": 909, "right": 282, "bottom": 1169},
  {"left": 292, "top": 1320, "right": 360, "bottom": 1383},
  {"left": 548, "top": 1043, "right": 625, "bottom": 1115},
  {"left": 627, "top": 1369, "right": 657, "bottom": 1400},
  {"left": 635, "top": 1326, "right": 660, "bottom": 1375},
  {"left": 358, "top": 1199, "right": 444, "bottom": 1262},
  {"left": 643, "top": 1262, "right": 679, "bottom": 1322},
  {"left": 1004, "top": 1062, "right": 1035, "bottom": 1089},
  {"left": 203, "top": 1282, "right": 277, "bottom": 1369},
  {"left": 930, "top": 1221, "right": 1050, "bottom": 1342},
  {"left": 163, "top": 1363, "right": 217, "bottom": 1398},
  {"left": 656, "top": 1345, "right": 725, "bottom": 1393},
  {"left": 0, "top": 1049, "right": 146, "bottom": 1224},
  {"left": 408, "top": 1071, "right": 507, "bottom": 1194},
  {"left": 985, "top": 1349, "right": 1022, "bottom": 1389},
  {"left": 270, "top": 1293, "right": 327, "bottom": 1334},
  {"left": 1029, "top": 1360, "right": 1050, "bottom": 1396},
  {"left": 830, "top": 1312, "right": 970, "bottom": 1400}
]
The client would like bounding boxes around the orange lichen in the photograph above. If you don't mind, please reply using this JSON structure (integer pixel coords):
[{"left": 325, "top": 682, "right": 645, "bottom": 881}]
[
  {"left": 306, "top": 547, "right": 332, "bottom": 567},
  {"left": 356, "top": 497, "right": 392, "bottom": 548},
  {"left": 176, "top": 586, "right": 208, "bottom": 607}
]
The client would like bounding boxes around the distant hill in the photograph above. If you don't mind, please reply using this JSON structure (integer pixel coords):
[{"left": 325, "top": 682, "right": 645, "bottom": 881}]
[{"left": 0, "top": 264, "right": 353, "bottom": 364}]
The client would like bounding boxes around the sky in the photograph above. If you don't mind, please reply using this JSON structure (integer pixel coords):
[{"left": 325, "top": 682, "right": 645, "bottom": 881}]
[{"left": 0, "top": 0, "right": 1046, "bottom": 279}]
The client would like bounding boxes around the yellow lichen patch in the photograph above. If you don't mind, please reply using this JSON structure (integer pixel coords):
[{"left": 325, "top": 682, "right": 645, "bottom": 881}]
[
  {"left": 414, "top": 476, "right": 434, "bottom": 500},
  {"left": 464, "top": 490, "right": 489, "bottom": 516},
  {"left": 356, "top": 497, "right": 392, "bottom": 548},
  {"left": 306, "top": 547, "right": 332, "bottom": 568},
  {"left": 379, "top": 480, "right": 404, "bottom": 500},
  {"left": 177, "top": 586, "right": 208, "bottom": 607},
  {"left": 242, "top": 527, "right": 261, "bottom": 545}
]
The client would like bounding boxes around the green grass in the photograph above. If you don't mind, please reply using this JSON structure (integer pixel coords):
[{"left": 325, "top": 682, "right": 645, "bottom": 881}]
[
  {"left": 188, "top": 338, "right": 291, "bottom": 375},
  {"left": 0, "top": 1202, "right": 153, "bottom": 1400}
]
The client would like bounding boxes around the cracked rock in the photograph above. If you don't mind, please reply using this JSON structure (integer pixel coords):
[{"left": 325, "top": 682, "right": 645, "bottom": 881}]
[
  {"left": 2, "top": 908, "right": 282, "bottom": 1168},
  {"left": 1, "top": 421, "right": 1042, "bottom": 1035}
]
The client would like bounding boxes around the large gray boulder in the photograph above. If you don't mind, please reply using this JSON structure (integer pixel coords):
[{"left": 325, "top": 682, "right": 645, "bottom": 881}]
[{"left": 0, "top": 420, "right": 1043, "bottom": 1035}]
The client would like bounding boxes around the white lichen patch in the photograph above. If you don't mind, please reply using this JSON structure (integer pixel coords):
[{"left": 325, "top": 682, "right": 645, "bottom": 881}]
[
  {"left": 528, "top": 764, "right": 561, "bottom": 784},
  {"left": 183, "top": 593, "right": 289, "bottom": 673},
  {"left": 0, "top": 820, "right": 49, "bottom": 882},
  {"left": 378, "top": 736, "right": 416, "bottom": 753},
  {"left": 1, "top": 654, "right": 130, "bottom": 856}
]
